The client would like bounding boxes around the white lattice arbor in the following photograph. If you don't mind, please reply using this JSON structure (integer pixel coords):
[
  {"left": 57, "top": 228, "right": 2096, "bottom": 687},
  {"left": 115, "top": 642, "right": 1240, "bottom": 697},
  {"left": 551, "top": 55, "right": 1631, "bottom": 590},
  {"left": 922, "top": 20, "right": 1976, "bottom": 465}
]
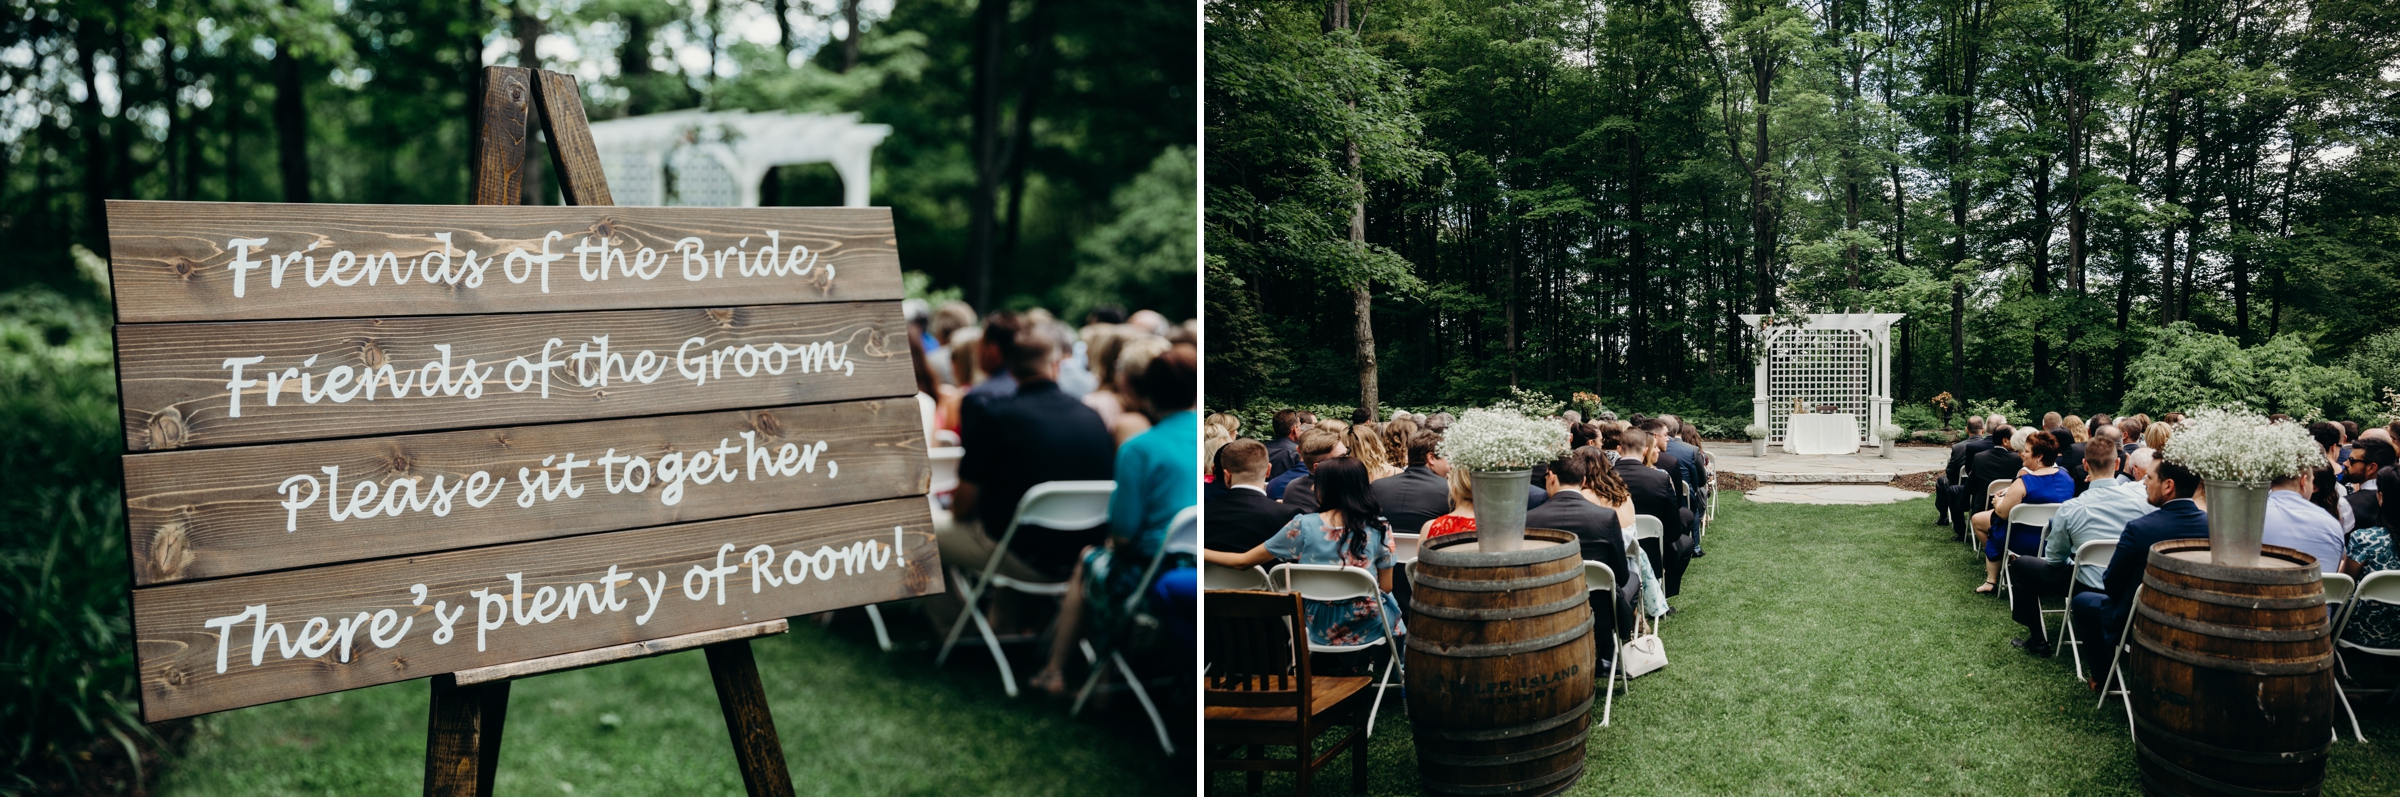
[
  {"left": 1742, "top": 313, "right": 1904, "bottom": 446},
  {"left": 584, "top": 109, "right": 891, "bottom": 208}
]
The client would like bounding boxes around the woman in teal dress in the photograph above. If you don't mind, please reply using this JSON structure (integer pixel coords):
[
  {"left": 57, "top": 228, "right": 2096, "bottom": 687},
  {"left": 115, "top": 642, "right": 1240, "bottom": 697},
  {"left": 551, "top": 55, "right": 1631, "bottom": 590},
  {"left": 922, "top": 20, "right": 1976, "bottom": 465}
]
[
  {"left": 2340, "top": 478, "right": 2400, "bottom": 653},
  {"left": 1203, "top": 456, "right": 1405, "bottom": 649}
]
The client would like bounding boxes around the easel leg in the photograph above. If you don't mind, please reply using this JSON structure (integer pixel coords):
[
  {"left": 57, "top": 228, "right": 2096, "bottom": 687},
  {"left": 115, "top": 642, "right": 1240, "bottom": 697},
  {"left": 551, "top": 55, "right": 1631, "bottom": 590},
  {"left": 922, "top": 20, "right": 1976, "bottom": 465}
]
[
  {"left": 424, "top": 674, "right": 510, "bottom": 797},
  {"left": 706, "top": 639, "right": 796, "bottom": 797}
]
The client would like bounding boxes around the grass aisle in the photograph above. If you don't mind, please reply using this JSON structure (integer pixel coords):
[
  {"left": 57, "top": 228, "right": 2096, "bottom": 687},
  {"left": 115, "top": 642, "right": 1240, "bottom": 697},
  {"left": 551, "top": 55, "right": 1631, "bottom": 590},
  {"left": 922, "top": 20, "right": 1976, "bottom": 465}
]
[
  {"left": 157, "top": 616, "right": 1180, "bottom": 796},
  {"left": 1213, "top": 492, "right": 2400, "bottom": 796}
]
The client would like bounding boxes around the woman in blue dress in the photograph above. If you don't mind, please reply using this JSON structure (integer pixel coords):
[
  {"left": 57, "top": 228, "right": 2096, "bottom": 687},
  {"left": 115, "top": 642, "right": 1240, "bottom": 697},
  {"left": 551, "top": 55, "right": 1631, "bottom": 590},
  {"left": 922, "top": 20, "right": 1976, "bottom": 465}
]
[
  {"left": 1203, "top": 456, "right": 1404, "bottom": 651},
  {"left": 1972, "top": 430, "right": 2074, "bottom": 595}
]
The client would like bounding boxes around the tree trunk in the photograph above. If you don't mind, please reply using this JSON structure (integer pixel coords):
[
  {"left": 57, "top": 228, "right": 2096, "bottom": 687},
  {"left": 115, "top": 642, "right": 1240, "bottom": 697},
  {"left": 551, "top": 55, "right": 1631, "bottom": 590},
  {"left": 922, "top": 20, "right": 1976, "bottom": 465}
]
[
  {"left": 1751, "top": 42, "right": 1775, "bottom": 315},
  {"left": 966, "top": 0, "right": 1007, "bottom": 310},
  {"left": 773, "top": 0, "right": 793, "bottom": 55},
  {"left": 273, "top": 34, "right": 311, "bottom": 203},
  {"left": 997, "top": 0, "right": 1053, "bottom": 274},
  {"left": 514, "top": 0, "right": 545, "bottom": 205},
  {"left": 73, "top": 18, "right": 109, "bottom": 247},
  {"left": 161, "top": 26, "right": 183, "bottom": 201},
  {"left": 843, "top": 0, "right": 862, "bottom": 73},
  {"left": 2030, "top": 155, "right": 2052, "bottom": 388}
]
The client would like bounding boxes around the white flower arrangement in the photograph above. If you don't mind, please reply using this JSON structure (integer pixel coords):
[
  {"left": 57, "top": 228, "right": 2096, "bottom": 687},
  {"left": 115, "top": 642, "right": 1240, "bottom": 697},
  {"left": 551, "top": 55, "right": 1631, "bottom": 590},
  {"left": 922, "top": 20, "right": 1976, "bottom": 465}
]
[
  {"left": 1743, "top": 424, "right": 1769, "bottom": 439},
  {"left": 2160, "top": 406, "right": 2326, "bottom": 486},
  {"left": 1439, "top": 408, "right": 1571, "bottom": 472},
  {"left": 1876, "top": 424, "right": 1907, "bottom": 441}
]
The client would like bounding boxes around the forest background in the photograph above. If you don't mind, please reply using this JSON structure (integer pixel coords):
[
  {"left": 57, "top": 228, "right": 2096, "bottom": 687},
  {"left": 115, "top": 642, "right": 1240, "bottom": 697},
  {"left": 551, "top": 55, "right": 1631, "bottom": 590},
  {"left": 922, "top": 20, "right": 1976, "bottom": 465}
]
[
  {"left": 0, "top": 0, "right": 1193, "bottom": 790},
  {"left": 1206, "top": 0, "right": 2400, "bottom": 436}
]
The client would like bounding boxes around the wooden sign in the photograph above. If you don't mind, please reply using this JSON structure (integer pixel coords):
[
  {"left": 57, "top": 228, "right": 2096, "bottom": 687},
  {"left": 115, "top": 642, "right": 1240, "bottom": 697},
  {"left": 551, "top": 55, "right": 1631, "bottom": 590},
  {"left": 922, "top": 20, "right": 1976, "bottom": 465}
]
[
  {"left": 112, "top": 103, "right": 941, "bottom": 726},
  {"left": 104, "top": 202, "right": 903, "bottom": 323}
]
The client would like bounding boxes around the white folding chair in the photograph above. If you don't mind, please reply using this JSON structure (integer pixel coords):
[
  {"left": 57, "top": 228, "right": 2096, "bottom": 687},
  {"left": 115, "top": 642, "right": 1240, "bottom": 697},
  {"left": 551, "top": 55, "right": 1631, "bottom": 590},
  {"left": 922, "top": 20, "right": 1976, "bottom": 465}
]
[
  {"left": 1630, "top": 514, "right": 1666, "bottom": 630},
  {"left": 936, "top": 480, "right": 1115, "bottom": 697},
  {"left": 2333, "top": 571, "right": 2400, "bottom": 724},
  {"left": 1391, "top": 533, "right": 1422, "bottom": 566},
  {"left": 1996, "top": 503, "right": 2060, "bottom": 599},
  {"left": 1268, "top": 563, "right": 1400, "bottom": 736},
  {"left": 2051, "top": 540, "right": 2117, "bottom": 682},
  {"left": 1203, "top": 562, "right": 1272, "bottom": 591},
  {"left": 1584, "top": 560, "right": 1627, "bottom": 727},
  {"left": 928, "top": 446, "right": 965, "bottom": 494},
  {"left": 2095, "top": 585, "right": 2143, "bottom": 741},
  {"left": 1705, "top": 468, "right": 1720, "bottom": 522},
  {"left": 933, "top": 428, "right": 962, "bottom": 447},
  {"left": 2322, "top": 572, "right": 2363, "bottom": 743},
  {"left": 1070, "top": 505, "right": 1195, "bottom": 755},
  {"left": 1978, "top": 480, "right": 2013, "bottom": 554}
]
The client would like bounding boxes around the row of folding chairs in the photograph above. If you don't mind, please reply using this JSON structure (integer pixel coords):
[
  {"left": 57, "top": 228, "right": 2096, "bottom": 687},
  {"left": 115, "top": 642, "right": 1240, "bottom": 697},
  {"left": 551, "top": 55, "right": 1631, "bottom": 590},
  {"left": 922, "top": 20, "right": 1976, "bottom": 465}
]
[
  {"left": 1202, "top": 561, "right": 1403, "bottom": 738},
  {"left": 932, "top": 480, "right": 1195, "bottom": 755}
]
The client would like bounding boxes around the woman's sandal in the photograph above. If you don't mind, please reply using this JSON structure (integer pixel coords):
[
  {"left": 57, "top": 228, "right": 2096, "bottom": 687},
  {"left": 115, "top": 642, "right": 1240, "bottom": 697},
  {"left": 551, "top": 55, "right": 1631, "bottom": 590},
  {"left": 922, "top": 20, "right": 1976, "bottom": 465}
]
[{"left": 1974, "top": 580, "right": 1998, "bottom": 595}]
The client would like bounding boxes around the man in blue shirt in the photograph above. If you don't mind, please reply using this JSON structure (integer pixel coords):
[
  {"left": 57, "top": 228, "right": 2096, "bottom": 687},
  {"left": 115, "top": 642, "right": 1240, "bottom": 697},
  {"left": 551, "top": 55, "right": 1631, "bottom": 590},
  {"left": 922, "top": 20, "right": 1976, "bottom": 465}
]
[
  {"left": 2006, "top": 447, "right": 2156, "bottom": 656},
  {"left": 1268, "top": 430, "right": 1342, "bottom": 506},
  {"left": 2068, "top": 456, "right": 2210, "bottom": 686},
  {"left": 2263, "top": 469, "right": 2346, "bottom": 573}
]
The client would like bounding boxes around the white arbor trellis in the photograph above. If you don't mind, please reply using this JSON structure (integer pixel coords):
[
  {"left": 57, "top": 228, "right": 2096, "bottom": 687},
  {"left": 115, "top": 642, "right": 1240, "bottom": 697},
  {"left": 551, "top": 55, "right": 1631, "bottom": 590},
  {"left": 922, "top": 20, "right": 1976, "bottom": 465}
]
[
  {"left": 1742, "top": 313, "right": 1904, "bottom": 446},
  {"left": 584, "top": 109, "right": 891, "bottom": 207}
]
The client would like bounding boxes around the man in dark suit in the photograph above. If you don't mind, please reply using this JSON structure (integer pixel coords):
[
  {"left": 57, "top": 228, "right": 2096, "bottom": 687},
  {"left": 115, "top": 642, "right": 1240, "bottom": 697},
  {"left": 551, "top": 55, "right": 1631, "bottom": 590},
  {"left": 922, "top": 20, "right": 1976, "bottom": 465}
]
[
  {"left": 1269, "top": 430, "right": 1342, "bottom": 507},
  {"left": 2068, "top": 457, "right": 2210, "bottom": 683},
  {"left": 1525, "top": 454, "right": 1635, "bottom": 648},
  {"left": 1263, "top": 409, "right": 1303, "bottom": 479},
  {"left": 2050, "top": 425, "right": 2089, "bottom": 492},
  {"left": 2347, "top": 438, "right": 2392, "bottom": 530},
  {"left": 1372, "top": 430, "right": 1453, "bottom": 534},
  {"left": 1965, "top": 425, "right": 2024, "bottom": 541},
  {"left": 1943, "top": 417, "right": 1995, "bottom": 535},
  {"left": 1206, "top": 439, "right": 1304, "bottom": 553},
  {"left": 1616, "top": 427, "right": 1693, "bottom": 597}
]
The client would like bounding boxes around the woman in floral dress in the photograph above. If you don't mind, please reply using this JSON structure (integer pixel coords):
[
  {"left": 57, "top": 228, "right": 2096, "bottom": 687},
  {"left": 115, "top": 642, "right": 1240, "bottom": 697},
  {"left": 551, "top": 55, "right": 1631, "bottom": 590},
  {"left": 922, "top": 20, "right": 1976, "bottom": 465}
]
[
  {"left": 1202, "top": 456, "right": 1405, "bottom": 649},
  {"left": 2341, "top": 477, "right": 2400, "bottom": 654}
]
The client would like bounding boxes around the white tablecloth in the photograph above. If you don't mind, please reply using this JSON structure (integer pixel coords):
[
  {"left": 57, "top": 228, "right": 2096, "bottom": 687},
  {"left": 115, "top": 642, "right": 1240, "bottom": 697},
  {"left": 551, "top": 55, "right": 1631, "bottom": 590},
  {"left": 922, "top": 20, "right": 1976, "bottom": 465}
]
[{"left": 1784, "top": 413, "right": 1860, "bottom": 455}]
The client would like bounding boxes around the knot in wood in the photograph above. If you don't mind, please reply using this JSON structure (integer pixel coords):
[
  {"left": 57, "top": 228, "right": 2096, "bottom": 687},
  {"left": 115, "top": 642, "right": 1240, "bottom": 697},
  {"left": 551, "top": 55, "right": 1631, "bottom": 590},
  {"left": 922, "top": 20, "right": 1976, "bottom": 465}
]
[
  {"left": 705, "top": 308, "right": 737, "bottom": 327},
  {"left": 146, "top": 407, "right": 190, "bottom": 450},
  {"left": 359, "top": 340, "right": 389, "bottom": 369},
  {"left": 171, "top": 257, "right": 201, "bottom": 278},
  {"left": 751, "top": 412, "right": 785, "bottom": 440}
]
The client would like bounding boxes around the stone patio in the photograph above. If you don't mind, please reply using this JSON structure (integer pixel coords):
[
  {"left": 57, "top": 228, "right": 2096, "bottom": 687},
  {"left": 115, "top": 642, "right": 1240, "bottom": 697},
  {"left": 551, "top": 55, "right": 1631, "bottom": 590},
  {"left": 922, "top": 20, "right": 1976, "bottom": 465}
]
[{"left": 1743, "top": 484, "right": 1929, "bottom": 505}]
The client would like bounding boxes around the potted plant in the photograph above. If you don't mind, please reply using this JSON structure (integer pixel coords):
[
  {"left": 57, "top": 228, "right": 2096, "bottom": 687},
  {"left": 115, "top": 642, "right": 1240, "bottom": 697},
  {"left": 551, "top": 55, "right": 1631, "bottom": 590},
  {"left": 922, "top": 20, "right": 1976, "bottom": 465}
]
[
  {"left": 1876, "top": 424, "right": 1906, "bottom": 458},
  {"left": 1437, "top": 408, "right": 1571, "bottom": 552},
  {"left": 2161, "top": 407, "right": 2327, "bottom": 567},
  {"left": 1745, "top": 424, "right": 1769, "bottom": 457}
]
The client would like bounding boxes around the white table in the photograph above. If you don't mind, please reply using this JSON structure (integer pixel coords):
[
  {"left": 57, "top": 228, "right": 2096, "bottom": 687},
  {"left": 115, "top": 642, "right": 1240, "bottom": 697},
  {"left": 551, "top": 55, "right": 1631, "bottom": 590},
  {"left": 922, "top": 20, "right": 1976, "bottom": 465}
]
[{"left": 1784, "top": 413, "right": 1860, "bottom": 455}]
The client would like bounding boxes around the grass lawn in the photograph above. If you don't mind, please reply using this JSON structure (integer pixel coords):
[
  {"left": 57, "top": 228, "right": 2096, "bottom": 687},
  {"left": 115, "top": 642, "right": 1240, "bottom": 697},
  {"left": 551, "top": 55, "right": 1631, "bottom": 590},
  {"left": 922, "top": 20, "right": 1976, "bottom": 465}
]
[
  {"left": 1209, "top": 492, "right": 2400, "bottom": 796},
  {"left": 157, "top": 608, "right": 1188, "bottom": 796}
]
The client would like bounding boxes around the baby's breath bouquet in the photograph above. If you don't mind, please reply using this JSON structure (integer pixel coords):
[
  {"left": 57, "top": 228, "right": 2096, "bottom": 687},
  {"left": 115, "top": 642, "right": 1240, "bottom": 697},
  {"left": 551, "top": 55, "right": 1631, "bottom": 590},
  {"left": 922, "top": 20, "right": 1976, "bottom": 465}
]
[
  {"left": 2161, "top": 407, "right": 2323, "bottom": 487},
  {"left": 2162, "top": 406, "right": 2326, "bottom": 567},
  {"left": 1440, "top": 408, "right": 1571, "bottom": 472}
]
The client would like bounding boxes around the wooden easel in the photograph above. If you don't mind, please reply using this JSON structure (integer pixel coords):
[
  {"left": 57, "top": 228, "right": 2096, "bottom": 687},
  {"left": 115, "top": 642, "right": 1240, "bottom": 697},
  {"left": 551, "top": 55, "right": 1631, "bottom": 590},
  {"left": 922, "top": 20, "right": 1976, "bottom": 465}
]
[{"left": 421, "top": 65, "right": 797, "bottom": 797}]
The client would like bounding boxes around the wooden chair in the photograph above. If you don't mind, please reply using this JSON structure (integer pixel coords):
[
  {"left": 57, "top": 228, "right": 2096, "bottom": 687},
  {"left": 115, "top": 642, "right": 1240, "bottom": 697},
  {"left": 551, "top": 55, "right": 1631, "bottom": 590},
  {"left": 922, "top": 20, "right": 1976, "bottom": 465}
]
[{"left": 1206, "top": 590, "right": 1370, "bottom": 796}]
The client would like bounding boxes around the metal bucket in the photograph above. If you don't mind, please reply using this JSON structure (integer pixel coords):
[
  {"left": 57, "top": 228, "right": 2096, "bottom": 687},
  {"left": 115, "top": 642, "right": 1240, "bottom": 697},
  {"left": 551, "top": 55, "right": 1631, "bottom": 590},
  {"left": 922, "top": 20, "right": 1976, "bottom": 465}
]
[
  {"left": 2203, "top": 479, "right": 2270, "bottom": 567},
  {"left": 1469, "top": 468, "right": 1534, "bottom": 552}
]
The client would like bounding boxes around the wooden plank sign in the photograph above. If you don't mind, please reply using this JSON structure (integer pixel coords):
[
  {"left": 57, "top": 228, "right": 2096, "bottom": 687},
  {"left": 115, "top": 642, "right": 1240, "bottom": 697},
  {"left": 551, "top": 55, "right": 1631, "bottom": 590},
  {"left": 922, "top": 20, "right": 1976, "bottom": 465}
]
[{"left": 110, "top": 199, "right": 943, "bottom": 724}]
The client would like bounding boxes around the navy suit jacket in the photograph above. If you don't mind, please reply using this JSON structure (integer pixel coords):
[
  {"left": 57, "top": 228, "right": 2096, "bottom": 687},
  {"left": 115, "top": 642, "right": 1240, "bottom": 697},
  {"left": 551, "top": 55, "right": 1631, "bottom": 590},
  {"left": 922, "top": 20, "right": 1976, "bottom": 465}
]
[
  {"left": 2097, "top": 497, "right": 2210, "bottom": 630},
  {"left": 1664, "top": 439, "right": 1706, "bottom": 508}
]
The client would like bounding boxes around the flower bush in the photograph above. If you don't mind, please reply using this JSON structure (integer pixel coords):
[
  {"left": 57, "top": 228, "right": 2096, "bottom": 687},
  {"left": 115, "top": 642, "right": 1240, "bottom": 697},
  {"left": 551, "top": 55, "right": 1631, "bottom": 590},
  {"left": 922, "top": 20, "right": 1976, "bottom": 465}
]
[
  {"left": 2160, "top": 406, "right": 2326, "bottom": 486},
  {"left": 1877, "top": 424, "right": 1907, "bottom": 441},
  {"left": 1440, "top": 408, "right": 1570, "bottom": 472},
  {"left": 1743, "top": 424, "right": 1768, "bottom": 440}
]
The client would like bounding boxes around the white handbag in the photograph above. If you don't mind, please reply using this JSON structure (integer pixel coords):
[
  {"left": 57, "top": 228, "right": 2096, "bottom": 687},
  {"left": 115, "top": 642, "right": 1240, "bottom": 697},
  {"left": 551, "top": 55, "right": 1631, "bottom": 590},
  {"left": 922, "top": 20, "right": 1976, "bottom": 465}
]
[{"left": 1619, "top": 632, "right": 1668, "bottom": 678}]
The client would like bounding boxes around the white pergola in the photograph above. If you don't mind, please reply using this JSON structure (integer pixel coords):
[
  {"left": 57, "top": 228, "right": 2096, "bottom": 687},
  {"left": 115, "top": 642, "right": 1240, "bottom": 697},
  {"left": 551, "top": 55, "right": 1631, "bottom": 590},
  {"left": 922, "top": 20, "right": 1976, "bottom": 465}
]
[
  {"left": 1741, "top": 313, "right": 1904, "bottom": 446},
  {"left": 584, "top": 109, "right": 892, "bottom": 207}
]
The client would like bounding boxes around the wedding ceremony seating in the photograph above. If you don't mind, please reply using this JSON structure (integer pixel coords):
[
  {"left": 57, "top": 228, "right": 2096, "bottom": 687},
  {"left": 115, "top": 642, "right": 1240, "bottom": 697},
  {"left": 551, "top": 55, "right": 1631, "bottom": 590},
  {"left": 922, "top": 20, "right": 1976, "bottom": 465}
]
[
  {"left": 936, "top": 479, "right": 1116, "bottom": 697},
  {"left": 1204, "top": 590, "right": 1372, "bottom": 796},
  {"left": 1267, "top": 564, "right": 1403, "bottom": 736}
]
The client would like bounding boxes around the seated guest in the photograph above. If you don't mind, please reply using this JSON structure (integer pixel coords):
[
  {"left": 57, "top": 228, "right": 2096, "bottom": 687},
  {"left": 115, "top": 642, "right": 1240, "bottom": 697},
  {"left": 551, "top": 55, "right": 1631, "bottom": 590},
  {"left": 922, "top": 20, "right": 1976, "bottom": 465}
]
[
  {"left": 2143, "top": 421, "right": 2172, "bottom": 453},
  {"left": 1029, "top": 347, "right": 1196, "bottom": 695},
  {"left": 2119, "top": 417, "right": 2147, "bottom": 458},
  {"left": 1973, "top": 430, "right": 2072, "bottom": 595},
  {"left": 1206, "top": 439, "right": 1304, "bottom": 553},
  {"left": 1617, "top": 427, "right": 1694, "bottom": 597},
  {"left": 1203, "top": 457, "right": 1406, "bottom": 653},
  {"left": 2340, "top": 475, "right": 2400, "bottom": 653},
  {"left": 2083, "top": 437, "right": 2135, "bottom": 488},
  {"left": 1269, "top": 429, "right": 1343, "bottom": 505},
  {"left": 1265, "top": 409, "right": 1304, "bottom": 478},
  {"left": 954, "top": 324, "right": 1115, "bottom": 579},
  {"left": 1423, "top": 466, "right": 1478, "bottom": 539},
  {"left": 1344, "top": 423, "right": 1403, "bottom": 481},
  {"left": 2347, "top": 439, "right": 2393, "bottom": 530},
  {"left": 1940, "top": 416, "right": 1991, "bottom": 529},
  {"left": 2069, "top": 457, "right": 2209, "bottom": 685},
  {"left": 2006, "top": 448, "right": 2158, "bottom": 655},
  {"left": 1372, "top": 430, "right": 1452, "bottom": 534},
  {"left": 1966, "top": 424, "right": 2025, "bottom": 541},
  {"left": 2264, "top": 465, "right": 2346, "bottom": 573},
  {"left": 1383, "top": 419, "right": 1420, "bottom": 467},
  {"left": 2049, "top": 421, "right": 2088, "bottom": 491},
  {"left": 957, "top": 313, "right": 1024, "bottom": 433},
  {"left": 1525, "top": 450, "right": 1635, "bottom": 647}
]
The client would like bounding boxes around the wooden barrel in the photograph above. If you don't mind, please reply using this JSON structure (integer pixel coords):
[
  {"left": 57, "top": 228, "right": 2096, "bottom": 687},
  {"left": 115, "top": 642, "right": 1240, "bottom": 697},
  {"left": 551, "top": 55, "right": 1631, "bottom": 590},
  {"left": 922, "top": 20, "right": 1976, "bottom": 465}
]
[
  {"left": 2127, "top": 539, "right": 2334, "bottom": 797},
  {"left": 1404, "top": 528, "right": 1594, "bottom": 797}
]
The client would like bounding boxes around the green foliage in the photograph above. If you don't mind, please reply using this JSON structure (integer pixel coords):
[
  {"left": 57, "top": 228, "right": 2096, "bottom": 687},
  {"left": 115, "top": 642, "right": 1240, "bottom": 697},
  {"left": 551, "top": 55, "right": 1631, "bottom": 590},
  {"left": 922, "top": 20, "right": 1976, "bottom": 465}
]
[
  {"left": 1489, "top": 386, "right": 1566, "bottom": 419},
  {"left": 2120, "top": 322, "right": 2374, "bottom": 420},
  {"left": 2347, "top": 330, "right": 2400, "bottom": 399},
  {"left": 903, "top": 270, "right": 965, "bottom": 308},
  {"left": 0, "top": 287, "right": 139, "bottom": 791},
  {"left": 1889, "top": 403, "right": 1942, "bottom": 433},
  {"left": 1963, "top": 399, "right": 2025, "bottom": 425},
  {"left": 1057, "top": 148, "right": 1197, "bottom": 323}
]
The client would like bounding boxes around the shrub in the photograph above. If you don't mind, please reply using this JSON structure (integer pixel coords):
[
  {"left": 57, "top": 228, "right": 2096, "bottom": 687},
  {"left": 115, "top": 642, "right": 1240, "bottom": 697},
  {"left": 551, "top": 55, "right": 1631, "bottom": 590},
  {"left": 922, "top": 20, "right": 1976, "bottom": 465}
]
[
  {"left": 1889, "top": 403, "right": 1941, "bottom": 432},
  {"left": 0, "top": 286, "right": 145, "bottom": 791}
]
